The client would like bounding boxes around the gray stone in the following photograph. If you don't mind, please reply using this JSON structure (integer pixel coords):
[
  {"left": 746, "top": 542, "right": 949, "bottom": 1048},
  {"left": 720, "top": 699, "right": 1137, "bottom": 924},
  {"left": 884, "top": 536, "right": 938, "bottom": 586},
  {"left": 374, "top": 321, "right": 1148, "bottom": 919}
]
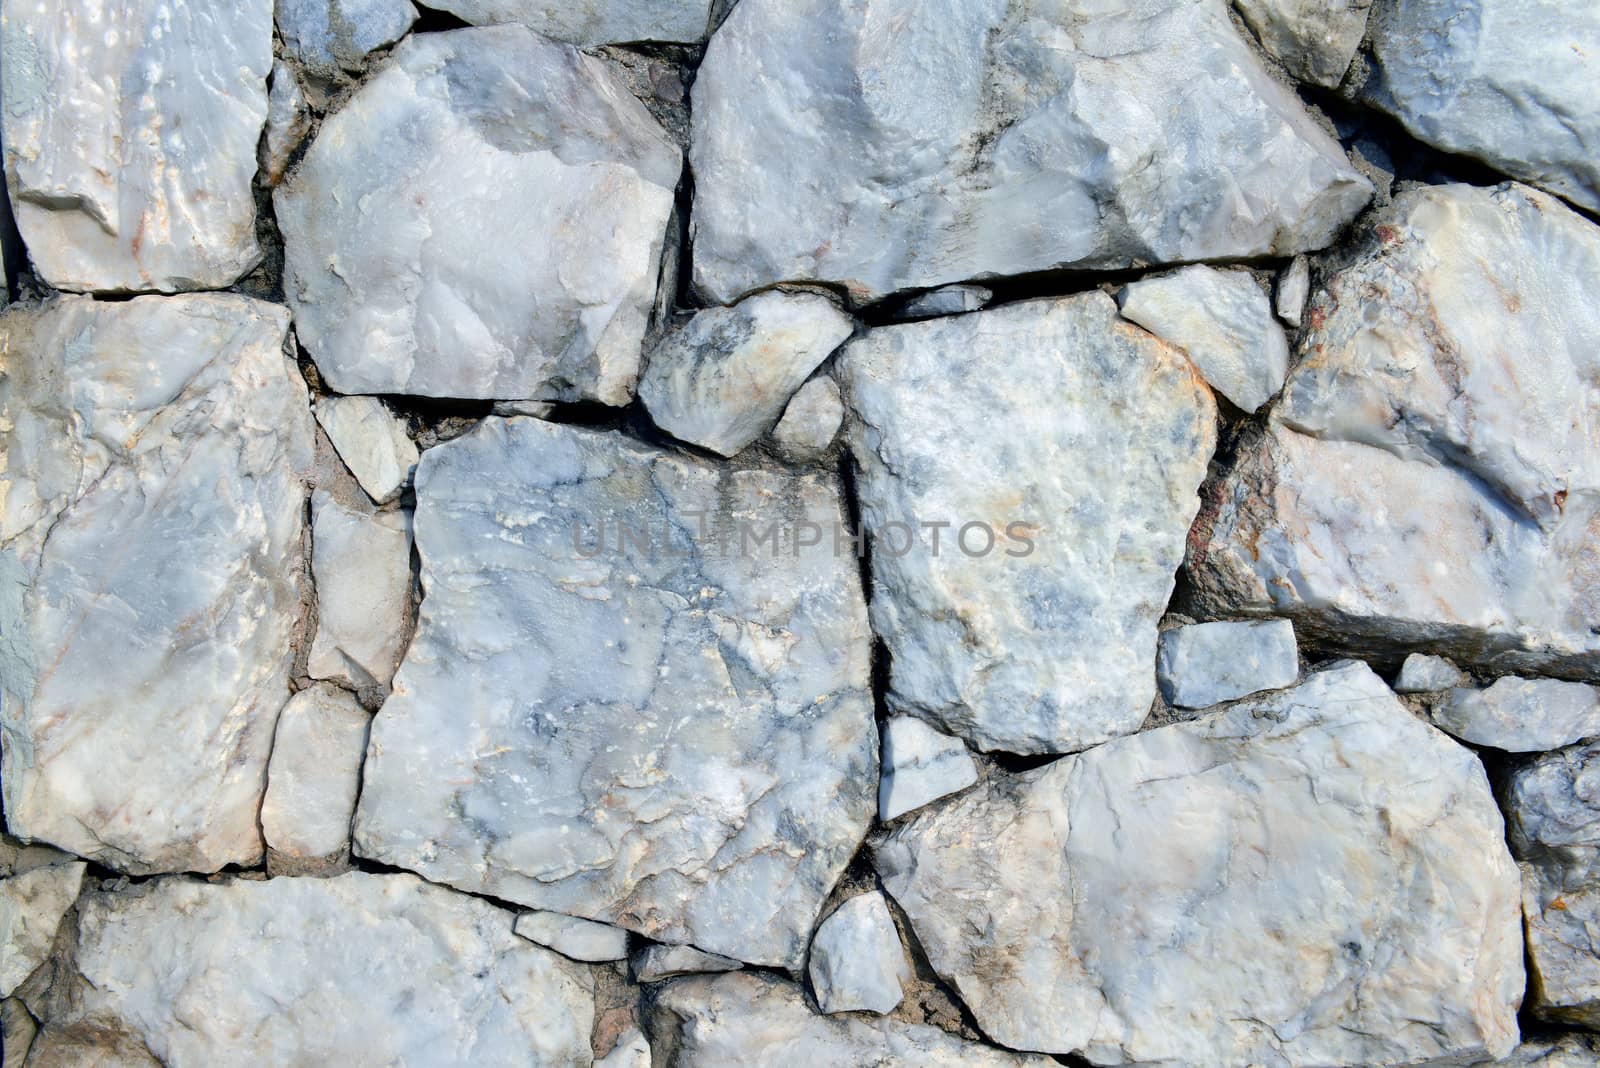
[
  {"left": 639, "top": 290, "right": 854, "bottom": 457},
  {"left": 770, "top": 376, "right": 845, "bottom": 461},
  {"left": 896, "top": 285, "right": 993, "bottom": 319},
  {"left": 690, "top": 0, "right": 1371, "bottom": 306},
  {"left": 1118, "top": 265, "right": 1291, "bottom": 413},
  {"left": 278, "top": 26, "right": 681, "bottom": 402},
  {"left": 878, "top": 716, "right": 979, "bottom": 822},
  {"left": 313, "top": 396, "right": 419, "bottom": 506},
  {"left": 1432, "top": 678, "right": 1600, "bottom": 753},
  {"left": 260, "top": 684, "right": 371, "bottom": 872},
  {"left": 261, "top": 61, "right": 312, "bottom": 188},
  {"left": 1234, "top": 0, "right": 1372, "bottom": 87},
  {"left": 0, "top": 295, "right": 312, "bottom": 874},
  {"left": 874, "top": 662, "right": 1524, "bottom": 1065},
  {"left": 1, "top": 999, "right": 36, "bottom": 1067},
  {"left": 839, "top": 294, "right": 1216, "bottom": 755},
  {"left": 28, "top": 873, "right": 595, "bottom": 1065},
  {"left": 807, "top": 892, "right": 910, "bottom": 1015},
  {"left": 307, "top": 491, "right": 413, "bottom": 692},
  {"left": 1394, "top": 653, "right": 1470, "bottom": 694},
  {"left": 1365, "top": 0, "right": 1600, "bottom": 212},
  {"left": 1156, "top": 619, "right": 1300, "bottom": 709},
  {"left": 1493, "top": 1035, "right": 1600, "bottom": 1066},
  {"left": 1276, "top": 255, "right": 1311, "bottom": 327},
  {"left": 1, "top": 1, "right": 272, "bottom": 292},
  {"left": 633, "top": 944, "right": 742, "bottom": 983},
  {"left": 652, "top": 972, "right": 1057, "bottom": 1066},
  {"left": 597, "top": 1027, "right": 651, "bottom": 1068},
  {"left": 354, "top": 418, "right": 876, "bottom": 969},
  {"left": 515, "top": 910, "right": 630, "bottom": 963},
  {"left": 275, "top": 0, "right": 418, "bottom": 77},
  {"left": 0, "top": 862, "right": 86, "bottom": 996},
  {"left": 425, "top": 0, "right": 715, "bottom": 45}
]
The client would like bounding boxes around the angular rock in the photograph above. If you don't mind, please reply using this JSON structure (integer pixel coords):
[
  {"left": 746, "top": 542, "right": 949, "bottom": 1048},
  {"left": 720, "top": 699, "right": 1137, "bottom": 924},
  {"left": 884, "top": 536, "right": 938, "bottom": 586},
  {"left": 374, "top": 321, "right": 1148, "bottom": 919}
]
[
  {"left": 515, "top": 910, "right": 630, "bottom": 963},
  {"left": 307, "top": 491, "right": 413, "bottom": 691},
  {"left": 260, "top": 684, "right": 371, "bottom": 872},
  {"left": 1, "top": 999, "right": 36, "bottom": 1067},
  {"left": 807, "top": 892, "right": 910, "bottom": 1015},
  {"left": 276, "top": 0, "right": 418, "bottom": 77},
  {"left": 597, "top": 1028, "right": 652, "bottom": 1068},
  {"left": 874, "top": 662, "right": 1524, "bottom": 1064},
  {"left": 1156, "top": 618, "right": 1299, "bottom": 709},
  {"left": 1432, "top": 678, "right": 1600, "bottom": 753},
  {"left": 313, "top": 395, "right": 419, "bottom": 505},
  {"left": 690, "top": 0, "right": 1371, "bottom": 305},
  {"left": 354, "top": 418, "right": 876, "bottom": 969},
  {"left": 839, "top": 294, "right": 1216, "bottom": 754},
  {"left": 0, "top": 1, "right": 272, "bottom": 292},
  {"left": 1118, "top": 265, "right": 1290, "bottom": 413},
  {"left": 896, "top": 285, "right": 993, "bottom": 320},
  {"left": 1495, "top": 1035, "right": 1600, "bottom": 1066},
  {"left": 639, "top": 290, "right": 854, "bottom": 457},
  {"left": 425, "top": 0, "right": 714, "bottom": 45},
  {"left": 878, "top": 716, "right": 979, "bottom": 822},
  {"left": 29, "top": 873, "right": 595, "bottom": 1064},
  {"left": 1365, "top": 0, "right": 1600, "bottom": 212},
  {"left": 633, "top": 944, "right": 742, "bottom": 983},
  {"left": 770, "top": 376, "right": 844, "bottom": 461},
  {"left": 1394, "top": 653, "right": 1470, "bottom": 694},
  {"left": 1233, "top": 0, "right": 1371, "bottom": 87},
  {"left": 278, "top": 26, "right": 681, "bottom": 402},
  {"left": 0, "top": 862, "right": 86, "bottom": 996},
  {"left": 1276, "top": 255, "right": 1311, "bottom": 326},
  {"left": 652, "top": 973, "right": 1056, "bottom": 1065},
  {"left": 260, "top": 61, "right": 312, "bottom": 188},
  {"left": 0, "top": 295, "right": 312, "bottom": 873}
]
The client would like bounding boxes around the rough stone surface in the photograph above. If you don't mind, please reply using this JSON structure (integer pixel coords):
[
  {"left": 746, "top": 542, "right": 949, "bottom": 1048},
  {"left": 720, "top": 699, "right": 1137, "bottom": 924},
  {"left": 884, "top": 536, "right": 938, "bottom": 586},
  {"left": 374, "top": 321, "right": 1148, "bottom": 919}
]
[
  {"left": 639, "top": 290, "right": 854, "bottom": 457},
  {"left": 354, "top": 417, "right": 876, "bottom": 969},
  {"left": 1276, "top": 256, "right": 1310, "bottom": 326},
  {"left": 597, "top": 1027, "right": 651, "bottom": 1068},
  {"left": 29, "top": 873, "right": 596, "bottom": 1065},
  {"left": 0, "top": 295, "right": 312, "bottom": 874},
  {"left": 260, "top": 684, "right": 371, "bottom": 871},
  {"left": 426, "top": 0, "right": 715, "bottom": 45},
  {"left": 0, "top": 861, "right": 86, "bottom": 996},
  {"left": 1233, "top": 0, "right": 1371, "bottom": 87},
  {"left": 261, "top": 61, "right": 312, "bottom": 188},
  {"left": 1118, "top": 265, "right": 1290, "bottom": 413},
  {"left": 1495, "top": 1035, "right": 1600, "bottom": 1066},
  {"left": 652, "top": 973, "right": 1056, "bottom": 1065},
  {"left": 313, "top": 396, "right": 419, "bottom": 505},
  {"left": 1394, "top": 653, "right": 1469, "bottom": 694},
  {"left": 307, "top": 491, "right": 413, "bottom": 692},
  {"left": 1, "top": 999, "right": 36, "bottom": 1066},
  {"left": 1, "top": 1, "right": 272, "bottom": 292},
  {"left": 690, "top": 0, "right": 1371, "bottom": 306},
  {"left": 769, "top": 376, "right": 844, "bottom": 460},
  {"left": 276, "top": 0, "right": 418, "bottom": 77},
  {"left": 840, "top": 294, "right": 1216, "bottom": 754},
  {"left": 1432, "top": 678, "right": 1600, "bottom": 753},
  {"left": 1155, "top": 618, "right": 1299, "bottom": 709},
  {"left": 1365, "top": 0, "right": 1600, "bottom": 212},
  {"left": 874, "top": 662, "right": 1524, "bottom": 1065},
  {"left": 278, "top": 26, "right": 681, "bottom": 402},
  {"left": 515, "top": 910, "right": 631, "bottom": 963},
  {"left": 807, "top": 892, "right": 910, "bottom": 1015},
  {"left": 878, "top": 716, "right": 979, "bottom": 822},
  {"left": 633, "top": 944, "right": 742, "bottom": 983},
  {"left": 896, "top": 285, "right": 993, "bottom": 319}
]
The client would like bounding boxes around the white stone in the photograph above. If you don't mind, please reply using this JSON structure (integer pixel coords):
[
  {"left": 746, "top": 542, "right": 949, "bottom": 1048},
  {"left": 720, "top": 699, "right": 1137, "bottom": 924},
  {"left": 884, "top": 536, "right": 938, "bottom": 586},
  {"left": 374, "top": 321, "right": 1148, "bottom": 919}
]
[
  {"left": 652, "top": 973, "right": 1057, "bottom": 1066},
  {"left": 260, "top": 61, "right": 312, "bottom": 188},
  {"left": 515, "top": 910, "right": 630, "bottom": 963},
  {"left": 1276, "top": 255, "right": 1311, "bottom": 327},
  {"left": 276, "top": 0, "right": 418, "bottom": 77},
  {"left": 690, "top": 0, "right": 1370, "bottom": 306},
  {"left": 1118, "top": 265, "right": 1290, "bottom": 413},
  {"left": 0, "top": 862, "right": 86, "bottom": 997},
  {"left": 878, "top": 716, "right": 978, "bottom": 822},
  {"left": 1365, "top": 0, "right": 1600, "bottom": 212},
  {"left": 874, "top": 662, "right": 1524, "bottom": 1065},
  {"left": 639, "top": 290, "right": 854, "bottom": 457},
  {"left": 312, "top": 395, "right": 419, "bottom": 505},
  {"left": 354, "top": 418, "right": 876, "bottom": 969},
  {"left": 0, "top": 295, "right": 312, "bottom": 874},
  {"left": 425, "top": 0, "right": 714, "bottom": 45},
  {"left": 1156, "top": 619, "right": 1299, "bottom": 709},
  {"left": 1431, "top": 678, "right": 1600, "bottom": 753},
  {"left": 597, "top": 1027, "right": 651, "bottom": 1068},
  {"left": 633, "top": 944, "right": 742, "bottom": 983},
  {"left": 896, "top": 285, "right": 993, "bottom": 319},
  {"left": 308, "top": 492, "right": 413, "bottom": 692},
  {"left": 278, "top": 26, "right": 680, "bottom": 402},
  {"left": 28, "top": 873, "right": 595, "bottom": 1065},
  {"left": 807, "top": 892, "right": 910, "bottom": 1016},
  {"left": 770, "top": 376, "right": 845, "bottom": 460},
  {"left": 260, "top": 684, "right": 371, "bottom": 869},
  {"left": 0, "top": 1, "right": 272, "bottom": 292},
  {"left": 1233, "top": 0, "right": 1372, "bottom": 87},
  {"left": 1394, "top": 653, "right": 1470, "bottom": 694},
  {"left": 839, "top": 294, "right": 1216, "bottom": 755}
]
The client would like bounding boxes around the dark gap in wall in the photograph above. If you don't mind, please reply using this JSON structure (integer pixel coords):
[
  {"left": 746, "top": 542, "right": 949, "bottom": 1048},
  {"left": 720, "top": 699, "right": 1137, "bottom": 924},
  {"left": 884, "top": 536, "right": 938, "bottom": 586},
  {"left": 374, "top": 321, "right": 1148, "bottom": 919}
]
[
  {"left": 407, "top": 4, "right": 474, "bottom": 34},
  {"left": 984, "top": 749, "right": 1061, "bottom": 774},
  {"left": 536, "top": 399, "right": 630, "bottom": 431}
]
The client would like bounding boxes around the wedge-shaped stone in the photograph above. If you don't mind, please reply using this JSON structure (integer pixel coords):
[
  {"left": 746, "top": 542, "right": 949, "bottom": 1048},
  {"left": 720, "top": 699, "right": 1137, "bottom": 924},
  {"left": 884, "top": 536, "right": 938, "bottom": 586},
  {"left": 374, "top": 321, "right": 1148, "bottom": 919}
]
[
  {"left": 354, "top": 418, "right": 875, "bottom": 969},
  {"left": 839, "top": 294, "right": 1216, "bottom": 754},
  {"left": 879, "top": 716, "right": 978, "bottom": 821},
  {"left": 690, "top": 0, "right": 1371, "bottom": 305},
  {"left": 1234, "top": 0, "right": 1371, "bottom": 87},
  {"left": 28, "top": 873, "right": 594, "bottom": 1065},
  {"left": 0, "top": 295, "right": 312, "bottom": 874},
  {"left": 807, "top": 892, "right": 910, "bottom": 1015},
  {"left": 307, "top": 491, "right": 413, "bottom": 692},
  {"left": 633, "top": 944, "right": 742, "bottom": 982},
  {"left": 1394, "top": 653, "right": 1468, "bottom": 694},
  {"left": 0, "top": 862, "right": 85, "bottom": 997},
  {"left": 425, "top": 0, "right": 714, "bottom": 45},
  {"left": 874, "top": 662, "right": 1524, "bottom": 1065},
  {"left": 276, "top": 0, "right": 418, "bottom": 77},
  {"left": 770, "top": 376, "right": 844, "bottom": 461},
  {"left": 260, "top": 684, "right": 371, "bottom": 872},
  {"left": 1432, "top": 678, "right": 1600, "bottom": 753},
  {"left": 313, "top": 396, "right": 419, "bottom": 505},
  {"left": 278, "top": 26, "right": 680, "bottom": 402},
  {"left": 515, "top": 910, "right": 630, "bottom": 963},
  {"left": 0, "top": 2, "right": 272, "bottom": 292}
]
